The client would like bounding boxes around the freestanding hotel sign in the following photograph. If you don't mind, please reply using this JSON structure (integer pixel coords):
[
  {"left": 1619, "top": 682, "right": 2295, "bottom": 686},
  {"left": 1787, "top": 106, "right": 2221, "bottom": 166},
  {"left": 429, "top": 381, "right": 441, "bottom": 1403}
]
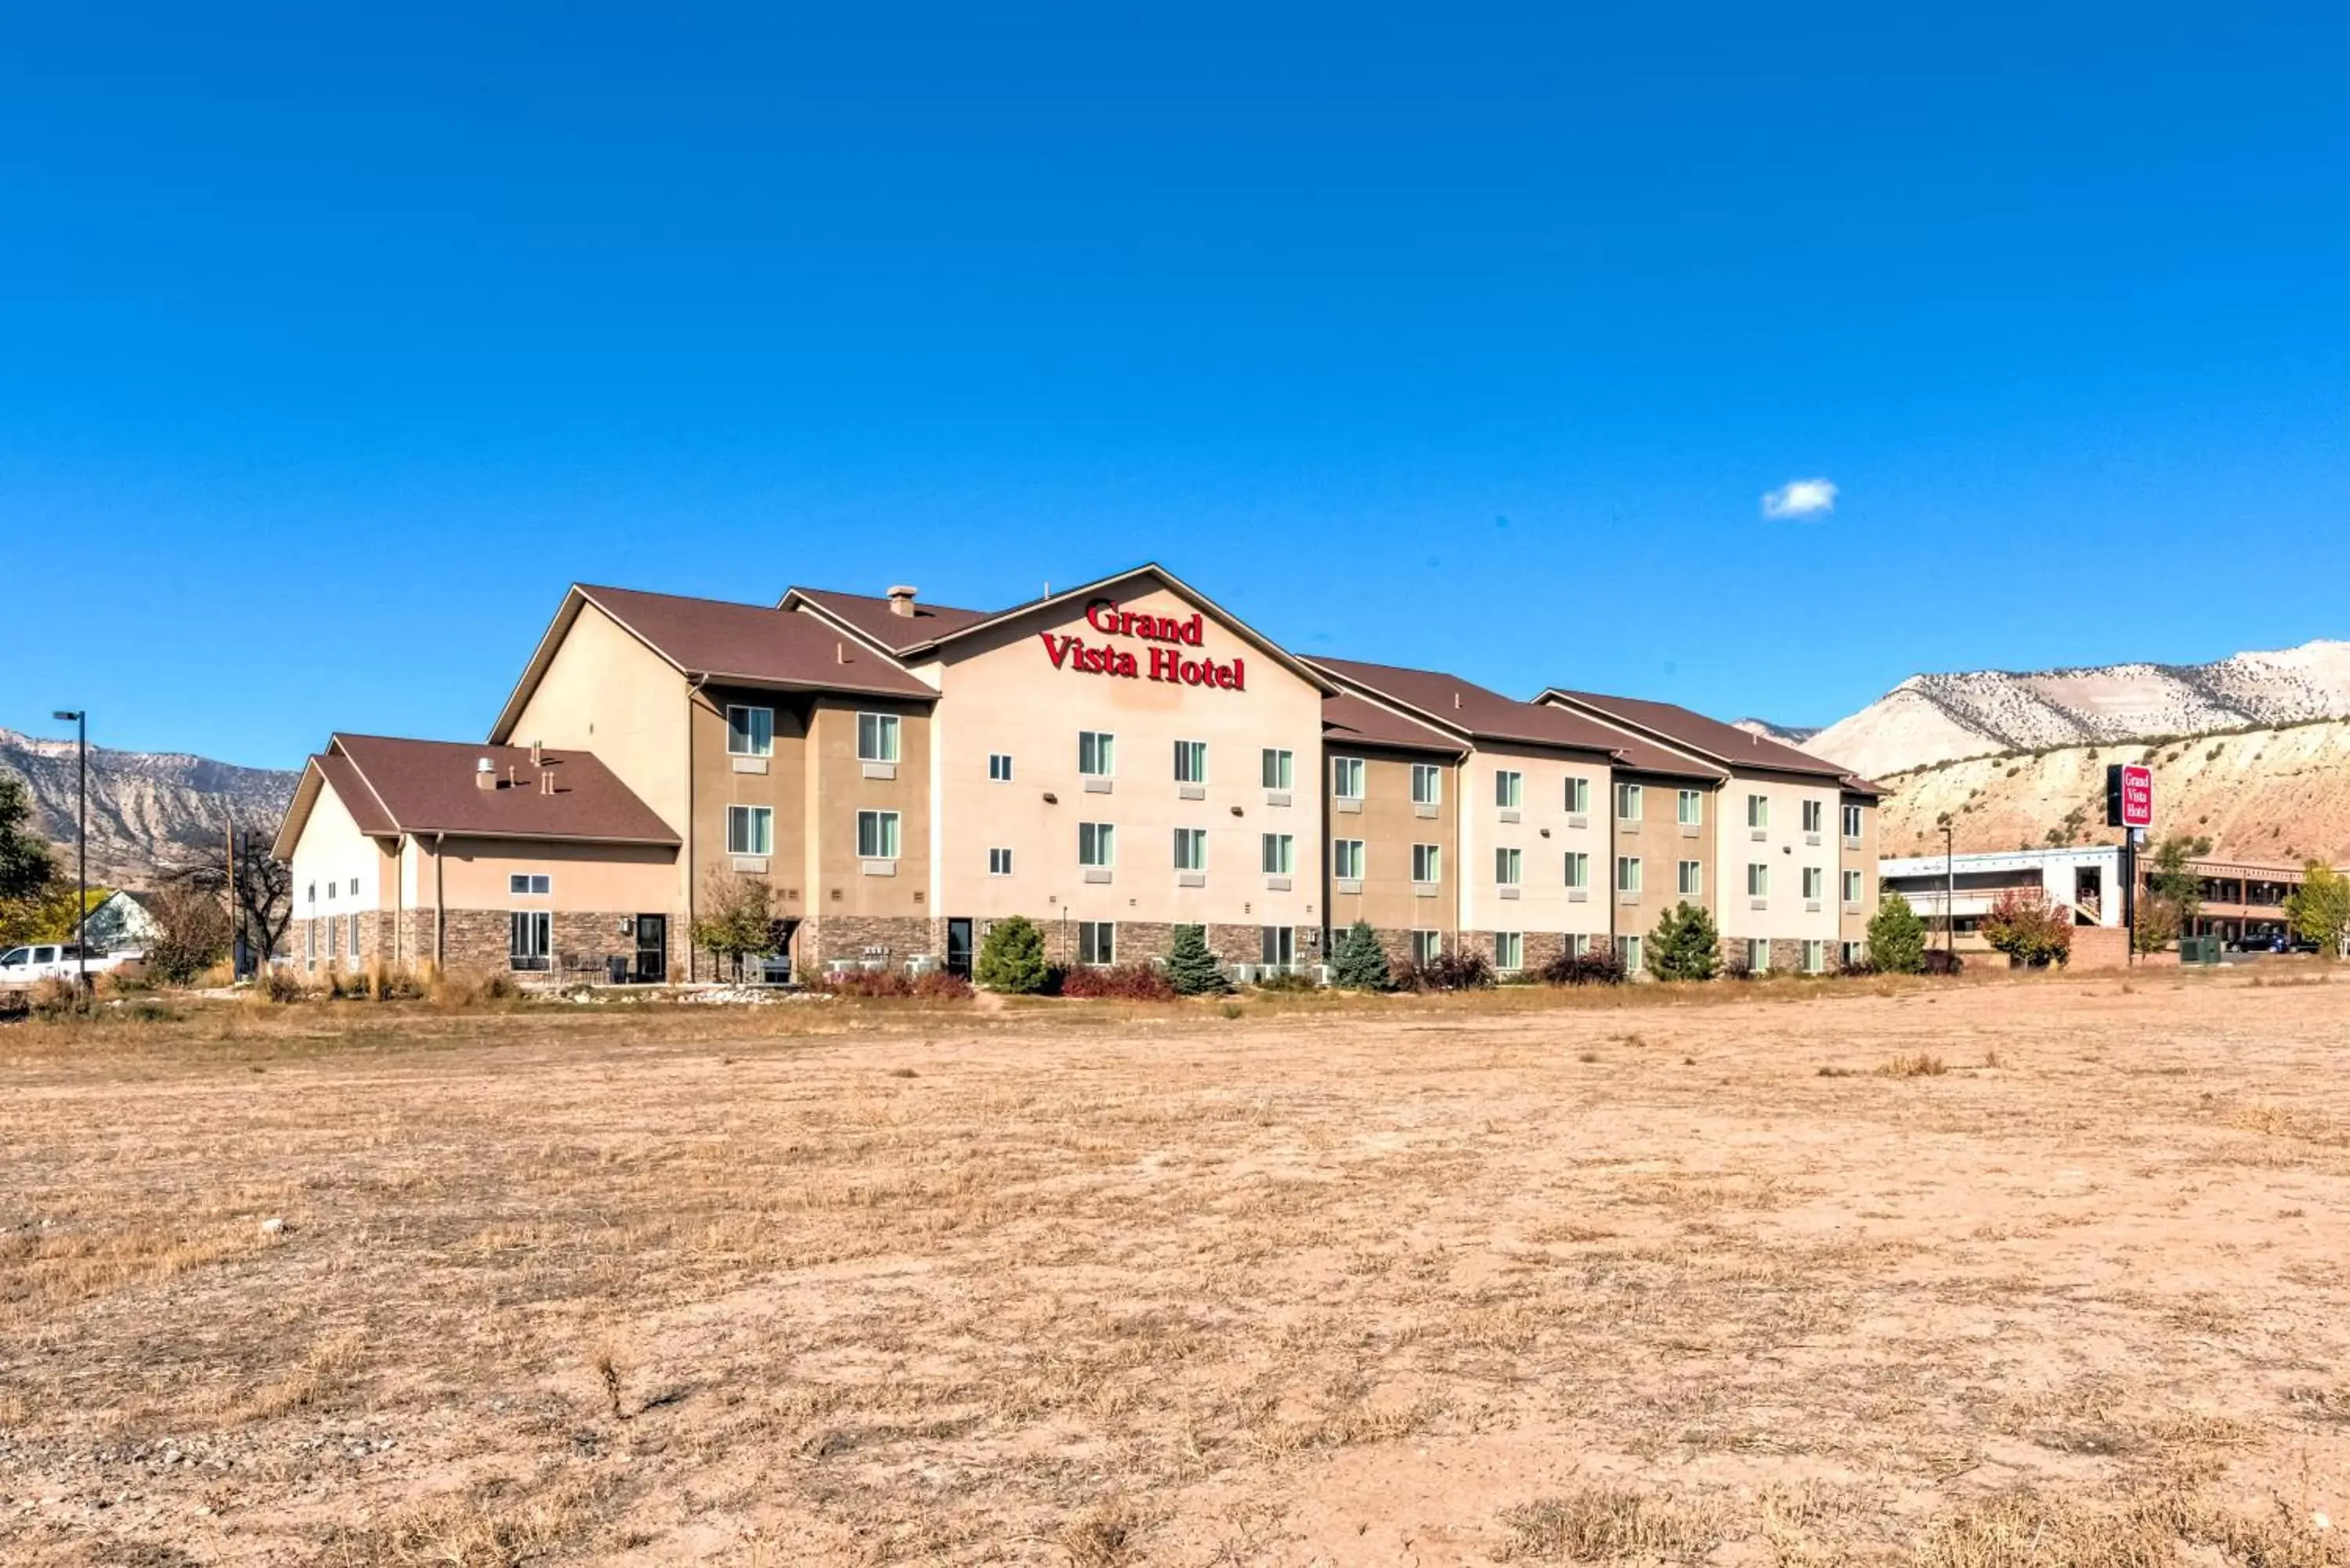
[{"left": 2106, "top": 763, "right": 2153, "bottom": 830}]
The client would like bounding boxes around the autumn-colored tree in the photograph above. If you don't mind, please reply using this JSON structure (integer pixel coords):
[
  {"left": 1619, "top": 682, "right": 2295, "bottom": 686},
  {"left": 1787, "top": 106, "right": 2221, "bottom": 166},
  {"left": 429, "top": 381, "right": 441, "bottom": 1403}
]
[{"left": 1982, "top": 886, "right": 2073, "bottom": 967}]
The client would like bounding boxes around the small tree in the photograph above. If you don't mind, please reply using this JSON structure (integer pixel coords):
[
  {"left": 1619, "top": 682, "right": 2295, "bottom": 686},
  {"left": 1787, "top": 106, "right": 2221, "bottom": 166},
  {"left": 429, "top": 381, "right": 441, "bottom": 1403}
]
[
  {"left": 0, "top": 772, "right": 54, "bottom": 905},
  {"left": 1328, "top": 919, "right": 1390, "bottom": 990},
  {"left": 692, "top": 872, "right": 779, "bottom": 981},
  {"left": 2287, "top": 862, "right": 2350, "bottom": 957},
  {"left": 2132, "top": 893, "right": 2182, "bottom": 955},
  {"left": 974, "top": 914, "right": 1050, "bottom": 994},
  {"left": 1166, "top": 923, "right": 1229, "bottom": 995},
  {"left": 1646, "top": 901, "right": 1721, "bottom": 981},
  {"left": 1865, "top": 892, "right": 1929, "bottom": 974},
  {"left": 1982, "top": 886, "right": 2073, "bottom": 967},
  {"left": 2147, "top": 834, "right": 2214, "bottom": 930},
  {"left": 145, "top": 876, "right": 234, "bottom": 985}
]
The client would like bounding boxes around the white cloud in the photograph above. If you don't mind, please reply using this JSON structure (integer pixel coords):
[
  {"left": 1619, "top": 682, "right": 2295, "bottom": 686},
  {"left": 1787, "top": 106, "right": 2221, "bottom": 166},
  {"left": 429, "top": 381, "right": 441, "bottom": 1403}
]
[{"left": 1762, "top": 478, "right": 1838, "bottom": 520}]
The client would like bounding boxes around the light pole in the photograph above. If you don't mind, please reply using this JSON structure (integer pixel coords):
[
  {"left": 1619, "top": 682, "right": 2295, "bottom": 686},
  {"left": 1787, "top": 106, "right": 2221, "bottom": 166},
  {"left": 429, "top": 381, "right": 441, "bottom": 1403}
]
[
  {"left": 1943, "top": 820, "right": 1956, "bottom": 963},
  {"left": 52, "top": 710, "right": 86, "bottom": 1002}
]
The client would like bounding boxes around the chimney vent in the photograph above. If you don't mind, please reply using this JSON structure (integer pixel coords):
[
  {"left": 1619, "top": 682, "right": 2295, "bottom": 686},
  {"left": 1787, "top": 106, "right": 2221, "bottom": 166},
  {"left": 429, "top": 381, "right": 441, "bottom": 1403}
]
[
  {"left": 540, "top": 770, "right": 555, "bottom": 796},
  {"left": 530, "top": 739, "right": 543, "bottom": 767},
  {"left": 886, "top": 584, "right": 919, "bottom": 617},
  {"left": 1453, "top": 692, "right": 1462, "bottom": 710},
  {"left": 475, "top": 757, "right": 496, "bottom": 791},
  {"left": 836, "top": 640, "right": 848, "bottom": 664}
]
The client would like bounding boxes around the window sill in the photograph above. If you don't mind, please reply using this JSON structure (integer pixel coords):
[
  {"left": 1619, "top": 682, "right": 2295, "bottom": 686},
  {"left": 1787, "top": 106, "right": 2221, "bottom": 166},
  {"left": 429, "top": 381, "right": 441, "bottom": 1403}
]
[
  {"left": 1265, "top": 789, "right": 1292, "bottom": 807},
  {"left": 1804, "top": 898, "right": 1822, "bottom": 912},
  {"left": 1843, "top": 836, "right": 1864, "bottom": 850},
  {"left": 1178, "top": 783, "right": 1206, "bottom": 800},
  {"left": 1414, "top": 802, "right": 1440, "bottom": 818},
  {"left": 1083, "top": 777, "right": 1113, "bottom": 793},
  {"left": 1750, "top": 898, "right": 1769, "bottom": 910},
  {"left": 730, "top": 856, "right": 770, "bottom": 874},
  {"left": 1618, "top": 818, "right": 1641, "bottom": 832},
  {"left": 730, "top": 756, "right": 770, "bottom": 775},
  {"left": 1567, "top": 888, "right": 1589, "bottom": 901},
  {"left": 1805, "top": 832, "right": 1822, "bottom": 847},
  {"left": 1750, "top": 829, "right": 1768, "bottom": 841},
  {"left": 1842, "top": 901, "right": 1864, "bottom": 913},
  {"left": 1335, "top": 878, "right": 1362, "bottom": 895},
  {"left": 1265, "top": 876, "right": 1292, "bottom": 891},
  {"left": 1498, "top": 885, "right": 1521, "bottom": 900},
  {"left": 1679, "top": 823, "right": 1700, "bottom": 838},
  {"left": 1412, "top": 882, "right": 1440, "bottom": 898},
  {"left": 861, "top": 860, "right": 897, "bottom": 877},
  {"left": 1498, "top": 808, "right": 1521, "bottom": 824},
  {"left": 1336, "top": 797, "right": 1362, "bottom": 814},
  {"left": 1567, "top": 814, "right": 1589, "bottom": 829},
  {"left": 1177, "top": 871, "right": 1206, "bottom": 888},
  {"left": 1083, "top": 869, "right": 1114, "bottom": 884},
  {"left": 1618, "top": 891, "right": 1640, "bottom": 905},
  {"left": 862, "top": 761, "right": 897, "bottom": 781}
]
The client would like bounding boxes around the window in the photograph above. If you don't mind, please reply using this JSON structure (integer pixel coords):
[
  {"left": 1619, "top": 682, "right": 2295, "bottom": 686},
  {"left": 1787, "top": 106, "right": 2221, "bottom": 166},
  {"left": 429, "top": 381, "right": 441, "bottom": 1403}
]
[
  {"left": 303, "top": 923, "right": 313, "bottom": 962},
  {"left": 1175, "top": 739, "right": 1207, "bottom": 784},
  {"left": 328, "top": 917, "right": 341, "bottom": 959},
  {"left": 1495, "top": 770, "right": 1523, "bottom": 809},
  {"left": 727, "top": 705, "right": 775, "bottom": 757},
  {"left": 1079, "top": 822, "right": 1116, "bottom": 867},
  {"left": 1843, "top": 802, "right": 1864, "bottom": 839},
  {"left": 1564, "top": 851, "right": 1590, "bottom": 889},
  {"left": 1261, "top": 926, "right": 1296, "bottom": 967},
  {"left": 1495, "top": 847, "right": 1522, "bottom": 886},
  {"left": 988, "top": 847, "right": 1013, "bottom": 876},
  {"left": 1410, "top": 930, "right": 1442, "bottom": 966},
  {"left": 1616, "top": 782, "right": 1643, "bottom": 821},
  {"left": 1617, "top": 856, "right": 1642, "bottom": 893},
  {"left": 1567, "top": 776, "right": 1590, "bottom": 815},
  {"left": 348, "top": 878, "right": 358, "bottom": 897},
  {"left": 508, "top": 873, "right": 551, "bottom": 896},
  {"left": 1261, "top": 748, "right": 1293, "bottom": 789},
  {"left": 1173, "top": 827, "right": 1207, "bottom": 871},
  {"left": 1333, "top": 839, "right": 1365, "bottom": 880},
  {"left": 306, "top": 883, "right": 316, "bottom": 905},
  {"left": 858, "top": 712, "right": 900, "bottom": 763},
  {"left": 508, "top": 910, "right": 551, "bottom": 971},
  {"left": 323, "top": 880, "right": 334, "bottom": 903},
  {"left": 349, "top": 913, "right": 363, "bottom": 956},
  {"left": 1677, "top": 789, "right": 1702, "bottom": 826},
  {"left": 1803, "top": 939, "right": 1827, "bottom": 974},
  {"left": 1495, "top": 932, "right": 1524, "bottom": 972},
  {"left": 1747, "top": 793, "right": 1770, "bottom": 829},
  {"left": 989, "top": 752, "right": 1014, "bottom": 782},
  {"left": 1567, "top": 933, "right": 1590, "bottom": 959},
  {"left": 856, "top": 810, "right": 900, "bottom": 859},
  {"left": 1750, "top": 937, "right": 1770, "bottom": 972},
  {"left": 1077, "top": 921, "right": 1115, "bottom": 965},
  {"left": 1079, "top": 730, "right": 1115, "bottom": 776},
  {"left": 1802, "top": 799, "right": 1823, "bottom": 833},
  {"left": 726, "top": 806, "right": 772, "bottom": 856},
  {"left": 1842, "top": 940, "right": 1864, "bottom": 969},
  {"left": 1412, "top": 843, "right": 1441, "bottom": 883},
  {"left": 1412, "top": 764, "right": 1441, "bottom": 805},
  {"left": 1802, "top": 866, "right": 1824, "bottom": 899},
  {"left": 1621, "top": 934, "right": 1643, "bottom": 974},
  {"left": 1843, "top": 869, "right": 1864, "bottom": 903},
  {"left": 1678, "top": 860, "right": 1702, "bottom": 897},
  {"left": 1748, "top": 863, "right": 1770, "bottom": 898},
  {"left": 1332, "top": 756, "right": 1365, "bottom": 800},
  {"left": 1261, "top": 833, "right": 1295, "bottom": 875}
]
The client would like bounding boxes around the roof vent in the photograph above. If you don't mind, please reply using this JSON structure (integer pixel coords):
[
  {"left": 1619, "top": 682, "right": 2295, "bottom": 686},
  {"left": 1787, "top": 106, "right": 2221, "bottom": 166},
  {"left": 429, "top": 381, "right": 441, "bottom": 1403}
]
[
  {"left": 530, "top": 739, "right": 544, "bottom": 767},
  {"left": 475, "top": 757, "right": 496, "bottom": 792},
  {"left": 540, "top": 770, "right": 556, "bottom": 796},
  {"left": 887, "top": 584, "right": 919, "bottom": 617},
  {"left": 1453, "top": 692, "right": 1462, "bottom": 710}
]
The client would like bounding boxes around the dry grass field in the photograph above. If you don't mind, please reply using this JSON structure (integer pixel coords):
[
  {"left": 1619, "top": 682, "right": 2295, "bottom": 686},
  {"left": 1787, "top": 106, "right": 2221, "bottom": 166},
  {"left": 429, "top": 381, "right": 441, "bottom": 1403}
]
[{"left": 4, "top": 971, "right": 2348, "bottom": 1566}]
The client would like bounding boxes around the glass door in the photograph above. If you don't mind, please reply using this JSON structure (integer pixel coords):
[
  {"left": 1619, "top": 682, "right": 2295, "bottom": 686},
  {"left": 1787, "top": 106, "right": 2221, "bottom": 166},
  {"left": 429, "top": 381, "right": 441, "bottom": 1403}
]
[{"left": 634, "top": 916, "right": 667, "bottom": 984}]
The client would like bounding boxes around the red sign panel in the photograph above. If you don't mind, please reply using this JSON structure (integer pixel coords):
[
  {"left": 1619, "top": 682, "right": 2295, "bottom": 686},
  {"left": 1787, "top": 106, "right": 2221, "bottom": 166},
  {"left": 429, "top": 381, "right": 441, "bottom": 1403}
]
[{"left": 2119, "top": 763, "right": 2153, "bottom": 829}]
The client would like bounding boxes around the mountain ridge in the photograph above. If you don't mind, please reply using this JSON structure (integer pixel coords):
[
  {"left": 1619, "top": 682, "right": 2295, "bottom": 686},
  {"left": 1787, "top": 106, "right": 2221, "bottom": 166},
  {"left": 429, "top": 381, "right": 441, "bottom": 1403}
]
[{"left": 0, "top": 728, "right": 298, "bottom": 889}]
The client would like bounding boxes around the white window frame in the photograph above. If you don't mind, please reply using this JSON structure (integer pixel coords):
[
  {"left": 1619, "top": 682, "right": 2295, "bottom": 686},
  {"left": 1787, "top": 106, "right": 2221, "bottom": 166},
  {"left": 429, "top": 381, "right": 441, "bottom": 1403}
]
[
  {"left": 1332, "top": 756, "right": 1365, "bottom": 800},
  {"left": 1495, "top": 770, "right": 1523, "bottom": 809},
  {"left": 1617, "top": 855, "right": 1642, "bottom": 894},
  {"left": 1843, "top": 802, "right": 1864, "bottom": 839},
  {"left": 989, "top": 752, "right": 1014, "bottom": 782},
  {"left": 1616, "top": 782, "right": 1643, "bottom": 822},
  {"left": 508, "top": 873, "right": 551, "bottom": 896},
  {"left": 1677, "top": 860, "right": 1701, "bottom": 897},
  {"left": 1078, "top": 730, "right": 1115, "bottom": 777},
  {"left": 1567, "top": 775, "right": 1590, "bottom": 815},
  {"left": 508, "top": 909, "right": 551, "bottom": 972},
  {"left": 1174, "top": 739, "right": 1207, "bottom": 785},
  {"left": 1077, "top": 920, "right": 1115, "bottom": 966},
  {"left": 1412, "top": 843, "right": 1441, "bottom": 883},
  {"left": 1173, "top": 827, "right": 1207, "bottom": 872},
  {"left": 1495, "top": 847, "right": 1522, "bottom": 887},
  {"left": 857, "top": 711, "right": 901, "bottom": 764},
  {"left": 1261, "top": 833, "right": 1294, "bottom": 876},
  {"left": 1260, "top": 926, "right": 1296, "bottom": 967},
  {"left": 856, "top": 809, "right": 900, "bottom": 860},
  {"left": 1564, "top": 851, "right": 1589, "bottom": 889},
  {"left": 1621, "top": 934, "right": 1643, "bottom": 974},
  {"left": 1676, "top": 789, "right": 1702, "bottom": 826},
  {"left": 988, "top": 847, "right": 1013, "bottom": 876},
  {"left": 1843, "top": 869, "right": 1864, "bottom": 903},
  {"left": 1079, "top": 822, "right": 1116, "bottom": 868},
  {"left": 1802, "top": 799, "right": 1824, "bottom": 834},
  {"left": 1261, "top": 748, "right": 1293, "bottom": 790},
  {"left": 1411, "top": 763, "right": 1441, "bottom": 806},
  {"left": 1495, "top": 931, "right": 1524, "bottom": 972},
  {"left": 1802, "top": 866, "right": 1824, "bottom": 899},
  {"left": 1748, "top": 793, "right": 1770, "bottom": 829},
  {"left": 726, "top": 806, "right": 772, "bottom": 856},
  {"left": 1409, "top": 929, "right": 1441, "bottom": 966},
  {"left": 1748, "top": 862, "right": 1770, "bottom": 898},
  {"left": 1333, "top": 838, "right": 1365, "bottom": 880},
  {"left": 727, "top": 704, "right": 775, "bottom": 757}
]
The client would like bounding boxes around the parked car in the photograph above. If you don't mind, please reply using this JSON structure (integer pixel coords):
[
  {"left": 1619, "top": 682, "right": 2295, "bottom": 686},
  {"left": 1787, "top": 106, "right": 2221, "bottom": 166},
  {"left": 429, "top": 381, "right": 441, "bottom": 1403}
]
[{"left": 0, "top": 944, "right": 140, "bottom": 988}]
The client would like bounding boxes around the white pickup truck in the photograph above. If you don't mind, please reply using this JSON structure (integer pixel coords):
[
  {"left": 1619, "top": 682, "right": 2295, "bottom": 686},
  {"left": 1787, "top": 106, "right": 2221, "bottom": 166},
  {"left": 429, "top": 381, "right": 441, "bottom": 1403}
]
[{"left": 0, "top": 944, "right": 142, "bottom": 988}]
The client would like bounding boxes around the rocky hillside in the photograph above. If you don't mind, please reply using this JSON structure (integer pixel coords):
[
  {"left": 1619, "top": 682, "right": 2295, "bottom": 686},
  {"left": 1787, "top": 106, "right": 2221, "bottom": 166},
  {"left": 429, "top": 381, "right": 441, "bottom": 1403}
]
[
  {"left": 0, "top": 728, "right": 298, "bottom": 889},
  {"left": 1875, "top": 718, "right": 2350, "bottom": 865},
  {"left": 1807, "top": 640, "right": 2350, "bottom": 780},
  {"left": 1732, "top": 718, "right": 1820, "bottom": 746}
]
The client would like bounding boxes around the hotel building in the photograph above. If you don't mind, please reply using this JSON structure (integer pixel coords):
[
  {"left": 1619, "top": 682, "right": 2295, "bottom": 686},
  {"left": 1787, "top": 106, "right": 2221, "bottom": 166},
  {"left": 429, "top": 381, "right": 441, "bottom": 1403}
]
[{"left": 275, "top": 564, "right": 1881, "bottom": 981}]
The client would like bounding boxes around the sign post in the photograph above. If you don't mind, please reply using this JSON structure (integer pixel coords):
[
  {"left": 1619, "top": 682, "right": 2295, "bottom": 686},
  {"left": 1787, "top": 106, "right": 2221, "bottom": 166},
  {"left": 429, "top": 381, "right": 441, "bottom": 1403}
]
[{"left": 2106, "top": 764, "right": 2154, "bottom": 963}]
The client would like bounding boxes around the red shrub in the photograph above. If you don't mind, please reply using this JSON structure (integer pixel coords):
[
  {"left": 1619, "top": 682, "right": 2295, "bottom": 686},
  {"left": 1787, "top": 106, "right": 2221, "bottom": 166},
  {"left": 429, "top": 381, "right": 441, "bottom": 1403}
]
[{"left": 1058, "top": 963, "right": 1177, "bottom": 1000}]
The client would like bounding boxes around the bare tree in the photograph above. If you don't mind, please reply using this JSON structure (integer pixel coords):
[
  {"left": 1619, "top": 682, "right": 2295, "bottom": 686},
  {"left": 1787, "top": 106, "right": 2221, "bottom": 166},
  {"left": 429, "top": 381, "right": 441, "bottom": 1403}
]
[{"left": 157, "top": 818, "right": 292, "bottom": 974}]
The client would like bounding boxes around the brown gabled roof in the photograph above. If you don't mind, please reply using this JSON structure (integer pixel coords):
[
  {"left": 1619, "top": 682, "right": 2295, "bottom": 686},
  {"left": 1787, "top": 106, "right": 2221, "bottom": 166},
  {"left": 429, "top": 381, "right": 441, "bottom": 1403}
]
[
  {"left": 1539, "top": 688, "right": 1856, "bottom": 786},
  {"left": 1308, "top": 658, "right": 1723, "bottom": 780},
  {"left": 275, "top": 734, "right": 680, "bottom": 859},
  {"left": 785, "top": 587, "right": 994, "bottom": 655},
  {"left": 1321, "top": 692, "right": 1466, "bottom": 756}
]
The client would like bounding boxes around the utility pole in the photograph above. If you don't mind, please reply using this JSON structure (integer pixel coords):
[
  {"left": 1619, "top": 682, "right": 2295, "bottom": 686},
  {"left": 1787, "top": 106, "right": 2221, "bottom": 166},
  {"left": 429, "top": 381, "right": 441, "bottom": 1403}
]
[
  {"left": 1942, "top": 820, "right": 1956, "bottom": 963},
  {"left": 52, "top": 710, "right": 86, "bottom": 1004}
]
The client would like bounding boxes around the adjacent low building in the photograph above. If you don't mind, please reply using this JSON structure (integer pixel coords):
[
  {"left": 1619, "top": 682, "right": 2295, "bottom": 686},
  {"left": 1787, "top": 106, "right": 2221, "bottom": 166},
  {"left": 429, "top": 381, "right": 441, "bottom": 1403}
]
[
  {"left": 276, "top": 562, "right": 1882, "bottom": 981},
  {"left": 1879, "top": 844, "right": 2331, "bottom": 955}
]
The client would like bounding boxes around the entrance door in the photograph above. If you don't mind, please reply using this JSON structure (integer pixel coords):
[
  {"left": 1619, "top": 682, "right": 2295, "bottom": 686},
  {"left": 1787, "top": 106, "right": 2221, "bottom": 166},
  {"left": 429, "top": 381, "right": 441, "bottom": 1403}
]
[
  {"left": 945, "top": 919, "right": 974, "bottom": 978},
  {"left": 634, "top": 916, "right": 667, "bottom": 984}
]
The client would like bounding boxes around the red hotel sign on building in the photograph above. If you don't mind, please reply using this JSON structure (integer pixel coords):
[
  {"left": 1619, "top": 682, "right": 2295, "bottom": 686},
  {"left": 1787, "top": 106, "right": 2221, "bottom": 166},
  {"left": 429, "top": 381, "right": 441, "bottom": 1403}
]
[{"left": 1040, "top": 598, "right": 1248, "bottom": 690}]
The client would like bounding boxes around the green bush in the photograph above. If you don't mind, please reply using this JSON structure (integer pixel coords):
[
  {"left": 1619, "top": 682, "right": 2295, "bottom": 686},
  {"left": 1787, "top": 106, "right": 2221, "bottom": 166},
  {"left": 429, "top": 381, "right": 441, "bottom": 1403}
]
[
  {"left": 1329, "top": 919, "right": 1390, "bottom": 990},
  {"left": 1165, "top": 923, "right": 1229, "bottom": 995},
  {"left": 974, "top": 915, "right": 1050, "bottom": 994},
  {"left": 1866, "top": 893, "right": 1928, "bottom": 975},
  {"left": 1647, "top": 901, "right": 1722, "bottom": 981}
]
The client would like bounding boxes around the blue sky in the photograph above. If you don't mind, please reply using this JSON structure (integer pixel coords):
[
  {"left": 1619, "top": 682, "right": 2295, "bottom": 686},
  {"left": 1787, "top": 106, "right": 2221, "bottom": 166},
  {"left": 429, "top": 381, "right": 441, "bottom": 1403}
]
[{"left": 5, "top": 4, "right": 2347, "bottom": 766}]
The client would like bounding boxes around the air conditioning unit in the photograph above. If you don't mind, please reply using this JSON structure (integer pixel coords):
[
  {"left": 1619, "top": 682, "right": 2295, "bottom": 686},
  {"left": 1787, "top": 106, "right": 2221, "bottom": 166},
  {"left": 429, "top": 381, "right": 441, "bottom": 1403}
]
[
  {"left": 1311, "top": 964, "right": 1332, "bottom": 986},
  {"left": 1227, "top": 963, "right": 1259, "bottom": 984}
]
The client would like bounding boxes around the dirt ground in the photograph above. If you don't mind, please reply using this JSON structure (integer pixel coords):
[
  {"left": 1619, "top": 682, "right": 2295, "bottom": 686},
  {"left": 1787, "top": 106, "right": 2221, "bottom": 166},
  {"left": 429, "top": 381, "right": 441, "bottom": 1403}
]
[{"left": 3, "top": 971, "right": 2348, "bottom": 1566}]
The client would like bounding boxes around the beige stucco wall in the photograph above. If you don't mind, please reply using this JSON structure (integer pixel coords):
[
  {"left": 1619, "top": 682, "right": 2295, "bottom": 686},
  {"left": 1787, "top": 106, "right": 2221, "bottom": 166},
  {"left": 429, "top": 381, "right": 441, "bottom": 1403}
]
[
  {"left": 1323, "top": 749, "right": 1458, "bottom": 940},
  {"left": 804, "top": 695, "right": 934, "bottom": 930},
  {"left": 1839, "top": 791, "right": 1880, "bottom": 949},
  {"left": 1714, "top": 771, "right": 1842, "bottom": 948},
  {"left": 289, "top": 776, "right": 385, "bottom": 932},
  {"left": 687, "top": 685, "right": 812, "bottom": 935},
  {"left": 424, "top": 836, "right": 678, "bottom": 910},
  {"left": 922, "top": 581, "right": 1327, "bottom": 947},
  {"left": 1609, "top": 773, "right": 1717, "bottom": 949},
  {"left": 1457, "top": 742, "right": 1614, "bottom": 946}
]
